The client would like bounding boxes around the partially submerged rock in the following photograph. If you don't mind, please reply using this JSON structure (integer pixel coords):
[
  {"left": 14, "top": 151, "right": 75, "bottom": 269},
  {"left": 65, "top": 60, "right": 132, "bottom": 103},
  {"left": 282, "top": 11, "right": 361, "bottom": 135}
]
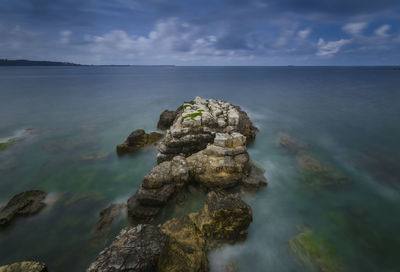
[
  {"left": 159, "top": 215, "right": 209, "bottom": 272},
  {"left": 157, "top": 110, "right": 178, "bottom": 130},
  {"left": 289, "top": 226, "right": 344, "bottom": 272},
  {"left": 116, "top": 129, "right": 163, "bottom": 155},
  {"left": 87, "top": 224, "right": 167, "bottom": 272},
  {"left": 0, "top": 261, "right": 48, "bottom": 272},
  {"left": 90, "top": 192, "right": 252, "bottom": 272},
  {"left": 190, "top": 191, "right": 252, "bottom": 248},
  {"left": 92, "top": 203, "right": 125, "bottom": 239},
  {"left": 0, "top": 190, "right": 47, "bottom": 227}
]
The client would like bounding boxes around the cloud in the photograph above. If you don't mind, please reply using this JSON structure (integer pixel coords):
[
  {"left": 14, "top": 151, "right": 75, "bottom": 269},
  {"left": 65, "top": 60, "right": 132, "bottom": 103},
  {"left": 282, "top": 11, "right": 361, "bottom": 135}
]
[
  {"left": 60, "top": 30, "right": 72, "bottom": 44},
  {"left": 342, "top": 22, "right": 368, "bottom": 35},
  {"left": 375, "top": 24, "right": 391, "bottom": 36},
  {"left": 316, "top": 38, "right": 350, "bottom": 57},
  {"left": 298, "top": 28, "right": 311, "bottom": 39}
]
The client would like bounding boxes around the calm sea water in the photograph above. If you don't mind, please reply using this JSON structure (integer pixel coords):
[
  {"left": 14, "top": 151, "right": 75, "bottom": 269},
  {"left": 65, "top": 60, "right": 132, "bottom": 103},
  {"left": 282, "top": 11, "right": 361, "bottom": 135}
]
[{"left": 0, "top": 66, "right": 399, "bottom": 271}]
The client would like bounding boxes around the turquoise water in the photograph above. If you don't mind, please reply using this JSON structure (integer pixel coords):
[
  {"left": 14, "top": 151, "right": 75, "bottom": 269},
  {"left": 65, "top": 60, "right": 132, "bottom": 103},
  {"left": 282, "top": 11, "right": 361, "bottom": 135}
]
[{"left": 0, "top": 66, "right": 399, "bottom": 271}]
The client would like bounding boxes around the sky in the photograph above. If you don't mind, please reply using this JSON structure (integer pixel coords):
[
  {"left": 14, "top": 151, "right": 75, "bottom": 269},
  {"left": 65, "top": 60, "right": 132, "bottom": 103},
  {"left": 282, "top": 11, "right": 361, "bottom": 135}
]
[{"left": 1, "top": 0, "right": 400, "bottom": 65}]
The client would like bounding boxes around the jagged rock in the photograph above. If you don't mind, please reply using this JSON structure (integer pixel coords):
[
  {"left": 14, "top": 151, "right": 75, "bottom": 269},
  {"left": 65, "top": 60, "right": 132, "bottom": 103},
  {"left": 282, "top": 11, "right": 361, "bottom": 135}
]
[
  {"left": 190, "top": 191, "right": 252, "bottom": 247},
  {"left": 187, "top": 133, "right": 251, "bottom": 189},
  {"left": 116, "top": 129, "right": 163, "bottom": 155},
  {"left": 0, "top": 261, "right": 48, "bottom": 272},
  {"left": 0, "top": 190, "right": 47, "bottom": 227},
  {"left": 92, "top": 203, "right": 125, "bottom": 239},
  {"left": 127, "top": 156, "right": 189, "bottom": 220},
  {"left": 87, "top": 224, "right": 167, "bottom": 272},
  {"left": 157, "top": 97, "right": 258, "bottom": 163},
  {"left": 92, "top": 191, "right": 253, "bottom": 272},
  {"left": 159, "top": 215, "right": 209, "bottom": 272},
  {"left": 242, "top": 163, "right": 268, "bottom": 189},
  {"left": 158, "top": 110, "right": 178, "bottom": 130}
]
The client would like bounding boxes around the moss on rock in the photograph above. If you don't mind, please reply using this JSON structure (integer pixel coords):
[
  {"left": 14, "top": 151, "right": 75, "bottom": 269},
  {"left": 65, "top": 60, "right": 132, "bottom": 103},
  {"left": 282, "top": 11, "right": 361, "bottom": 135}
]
[{"left": 0, "top": 138, "right": 15, "bottom": 151}]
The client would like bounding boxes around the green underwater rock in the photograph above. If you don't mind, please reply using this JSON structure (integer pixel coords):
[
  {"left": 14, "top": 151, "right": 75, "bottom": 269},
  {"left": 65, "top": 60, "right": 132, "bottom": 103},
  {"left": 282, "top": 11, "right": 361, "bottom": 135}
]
[
  {"left": 290, "top": 226, "right": 344, "bottom": 272},
  {"left": 0, "top": 138, "right": 15, "bottom": 151}
]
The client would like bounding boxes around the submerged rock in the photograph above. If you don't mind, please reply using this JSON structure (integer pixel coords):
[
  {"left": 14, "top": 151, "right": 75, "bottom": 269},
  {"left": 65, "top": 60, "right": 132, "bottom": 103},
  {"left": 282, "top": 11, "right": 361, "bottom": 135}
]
[
  {"left": 116, "top": 129, "right": 163, "bottom": 155},
  {"left": 80, "top": 151, "right": 110, "bottom": 161},
  {"left": 278, "top": 132, "right": 308, "bottom": 154},
  {"left": 0, "top": 138, "right": 15, "bottom": 151},
  {"left": 296, "top": 152, "right": 347, "bottom": 189},
  {"left": 0, "top": 190, "right": 47, "bottom": 227},
  {"left": 158, "top": 110, "right": 178, "bottom": 130},
  {"left": 289, "top": 226, "right": 344, "bottom": 272},
  {"left": 0, "top": 261, "right": 48, "bottom": 272},
  {"left": 87, "top": 224, "right": 167, "bottom": 272},
  {"left": 92, "top": 203, "right": 125, "bottom": 239}
]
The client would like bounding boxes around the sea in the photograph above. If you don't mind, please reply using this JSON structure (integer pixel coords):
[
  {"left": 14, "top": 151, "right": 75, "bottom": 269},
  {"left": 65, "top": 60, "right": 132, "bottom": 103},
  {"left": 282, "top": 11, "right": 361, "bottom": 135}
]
[{"left": 0, "top": 66, "right": 399, "bottom": 271}]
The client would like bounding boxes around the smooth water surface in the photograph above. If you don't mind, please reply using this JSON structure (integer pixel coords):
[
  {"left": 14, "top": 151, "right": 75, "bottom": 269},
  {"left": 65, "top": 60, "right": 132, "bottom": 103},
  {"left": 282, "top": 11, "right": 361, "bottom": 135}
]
[{"left": 0, "top": 66, "right": 399, "bottom": 271}]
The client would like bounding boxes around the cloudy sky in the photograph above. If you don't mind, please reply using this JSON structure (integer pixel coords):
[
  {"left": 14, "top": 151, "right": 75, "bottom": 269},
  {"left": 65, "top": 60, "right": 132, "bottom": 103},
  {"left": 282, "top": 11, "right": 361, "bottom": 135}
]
[{"left": 1, "top": 0, "right": 400, "bottom": 65}]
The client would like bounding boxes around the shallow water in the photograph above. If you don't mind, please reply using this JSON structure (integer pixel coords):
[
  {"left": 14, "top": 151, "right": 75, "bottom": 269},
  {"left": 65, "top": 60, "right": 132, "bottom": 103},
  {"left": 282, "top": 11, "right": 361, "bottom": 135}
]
[{"left": 0, "top": 66, "right": 399, "bottom": 271}]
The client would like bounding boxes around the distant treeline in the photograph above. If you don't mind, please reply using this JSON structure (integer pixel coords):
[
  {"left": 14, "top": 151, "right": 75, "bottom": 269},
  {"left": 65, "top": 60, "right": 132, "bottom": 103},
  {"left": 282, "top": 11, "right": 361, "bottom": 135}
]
[{"left": 0, "top": 59, "right": 82, "bottom": 66}]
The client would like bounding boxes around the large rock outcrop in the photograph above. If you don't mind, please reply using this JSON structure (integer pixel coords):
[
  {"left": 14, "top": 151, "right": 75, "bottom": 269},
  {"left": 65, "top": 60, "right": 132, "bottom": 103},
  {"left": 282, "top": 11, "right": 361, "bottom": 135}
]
[
  {"left": 116, "top": 129, "right": 163, "bottom": 155},
  {"left": 89, "top": 191, "right": 252, "bottom": 272},
  {"left": 127, "top": 98, "right": 266, "bottom": 222},
  {"left": 157, "top": 97, "right": 257, "bottom": 163},
  {"left": 0, "top": 262, "right": 48, "bottom": 272},
  {"left": 0, "top": 190, "right": 47, "bottom": 227}
]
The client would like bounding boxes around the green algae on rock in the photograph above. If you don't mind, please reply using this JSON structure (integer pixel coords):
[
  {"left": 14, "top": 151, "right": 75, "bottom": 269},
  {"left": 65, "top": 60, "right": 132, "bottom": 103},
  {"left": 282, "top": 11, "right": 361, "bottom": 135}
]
[
  {"left": 0, "top": 261, "right": 48, "bottom": 272},
  {"left": 290, "top": 226, "right": 344, "bottom": 272},
  {"left": 0, "top": 138, "right": 15, "bottom": 151},
  {"left": 80, "top": 151, "right": 110, "bottom": 161}
]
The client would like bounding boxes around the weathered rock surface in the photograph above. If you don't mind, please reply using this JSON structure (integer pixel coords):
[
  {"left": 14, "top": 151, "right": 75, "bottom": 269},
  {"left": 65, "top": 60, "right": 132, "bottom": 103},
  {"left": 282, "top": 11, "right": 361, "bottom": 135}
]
[
  {"left": 0, "top": 190, "right": 47, "bottom": 227},
  {"left": 159, "top": 215, "right": 209, "bottom": 272},
  {"left": 0, "top": 261, "right": 48, "bottom": 272},
  {"left": 87, "top": 224, "right": 167, "bottom": 272},
  {"left": 92, "top": 203, "right": 125, "bottom": 239},
  {"left": 90, "top": 191, "right": 252, "bottom": 272},
  {"left": 157, "top": 110, "right": 178, "bottom": 130},
  {"left": 127, "top": 132, "right": 266, "bottom": 221},
  {"left": 127, "top": 98, "right": 266, "bottom": 222},
  {"left": 157, "top": 97, "right": 257, "bottom": 163},
  {"left": 117, "top": 129, "right": 163, "bottom": 155}
]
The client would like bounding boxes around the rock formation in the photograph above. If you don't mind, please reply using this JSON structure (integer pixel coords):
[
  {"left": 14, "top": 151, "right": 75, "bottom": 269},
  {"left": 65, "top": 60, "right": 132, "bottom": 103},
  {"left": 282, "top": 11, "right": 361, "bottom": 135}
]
[
  {"left": 0, "top": 190, "right": 47, "bottom": 227},
  {"left": 128, "top": 98, "right": 266, "bottom": 222},
  {"left": 87, "top": 224, "right": 167, "bottom": 272},
  {"left": 89, "top": 97, "right": 267, "bottom": 272},
  {"left": 89, "top": 191, "right": 252, "bottom": 272},
  {"left": 157, "top": 110, "right": 178, "bottom": 130},
  {"left": 0, "top": 261, "right": 48, "bottom": 272},
  {"left": 157, "top": 97, "right": 257, "bottom": 163},
  {"left": 116, "top": 129, "right": 163, "bottom": 155}
]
